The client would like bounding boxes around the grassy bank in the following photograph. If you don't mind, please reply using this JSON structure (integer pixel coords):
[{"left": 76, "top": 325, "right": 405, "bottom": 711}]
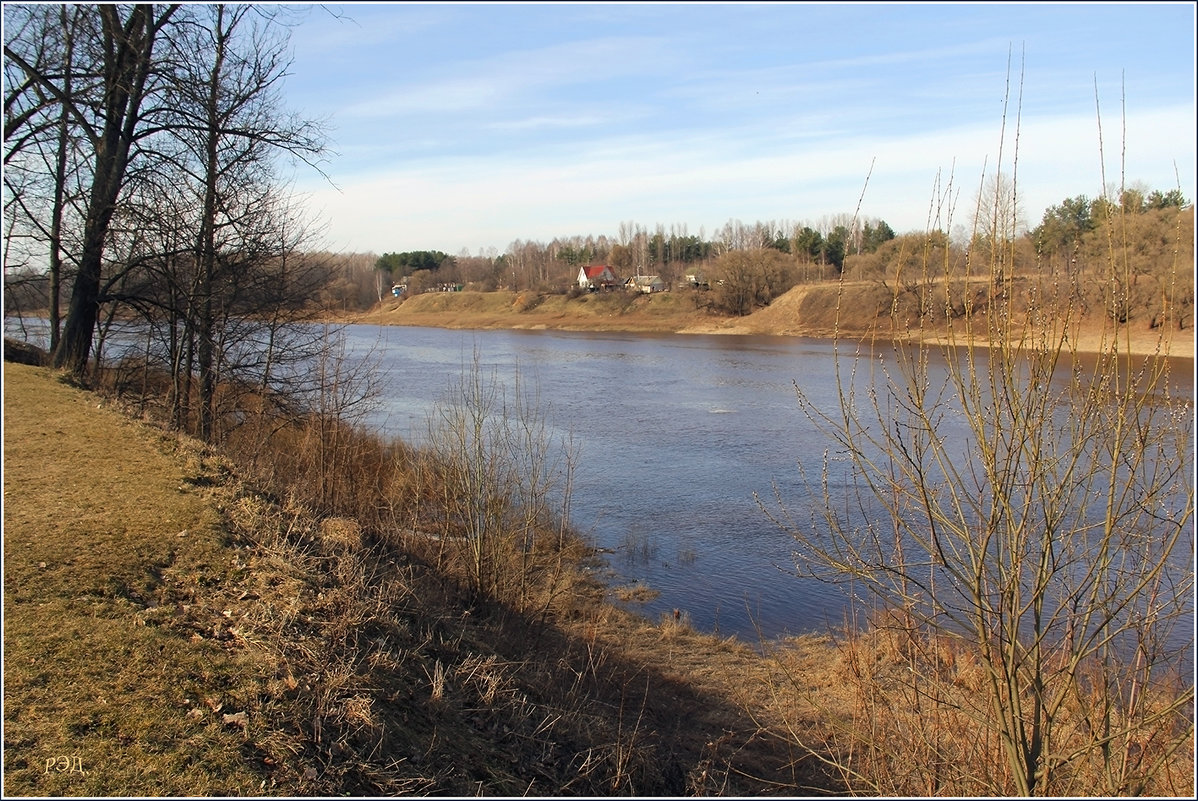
[
  {"left": 350, "top": 283, "right": 1195, "bottom": 360},
  {"left": 2, "top": 361, "right": 840, "bottom": 796},
  {"left": 2, "top": 362, "right": 266, "bottom": 795},
  {"left": 353, "top": 287, "right": 718, "bottom": 336},
  {"left": 5, "top": 353, "right": 1191, "bottom": 796}
]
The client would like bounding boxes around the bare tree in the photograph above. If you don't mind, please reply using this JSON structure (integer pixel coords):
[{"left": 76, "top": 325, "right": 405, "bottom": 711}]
[
  {"left": 706, "top": 248, "right": 798, "bottom": 316},
  {"left": 763, "top": 73, "right": 1194, "bottom": 796},
  {"left": 4, "top": 5, "right": 99, "bottom": 352},
  {"left": 6, "top": 4, "right": 182, "bottom": 377},
  {"left": 158, "top": 3, "right": 326, "bottom": 440}
]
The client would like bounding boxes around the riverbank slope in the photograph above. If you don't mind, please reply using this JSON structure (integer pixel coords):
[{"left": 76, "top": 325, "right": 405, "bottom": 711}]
[
  {"left": 2, "top": 360, "right": 839, "bottom": 796},
  {"left": 349, "top": 283, "right": 1194, "bottom": 360}
]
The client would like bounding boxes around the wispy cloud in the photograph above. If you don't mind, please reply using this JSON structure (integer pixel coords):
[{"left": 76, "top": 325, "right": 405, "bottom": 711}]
[
  {"left": 487, "top": 114, "right": 618, "bottom": 133},
  {"left": 300, "top": 99, "right": 1192, "bottom": 255},
  {"left": 287, "top": 4, "right": 452, "bottom": 58},
  {"left": 285, "top": 3, "right": 1195, "bottom": 254},
  {"left": 337, "top": 34, "right": 674, "bottom": 119}
]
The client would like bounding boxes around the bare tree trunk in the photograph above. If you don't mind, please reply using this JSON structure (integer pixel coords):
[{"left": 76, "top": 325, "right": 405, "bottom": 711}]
[
  {"left": 45, "top": 5, "right": 82, "bottom": 355},
  {"left": 52, "top": 5, "right": 178, "bottom": 379},
  {"left": 194, "top": 5, "right": 228, "bottom": 442}
]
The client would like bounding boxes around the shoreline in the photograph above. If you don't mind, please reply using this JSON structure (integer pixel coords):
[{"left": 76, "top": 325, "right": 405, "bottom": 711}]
[{"left": 341, "top": 289, "right": 1196, "bottom": 362}]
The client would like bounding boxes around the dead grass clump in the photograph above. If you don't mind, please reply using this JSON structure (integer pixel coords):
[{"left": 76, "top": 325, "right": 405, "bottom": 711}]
[
  {"left": 319, "top": 517, "right": 363, "bottom": 553},
  {"left": 755, "top": 616, "right": 1195, "bottom": 797},
  {"left": 614, "top": 581, "right": 661, "bottom": 603},
  {"left": 659, "top": 608, "right": 694, "bottom": 640}
]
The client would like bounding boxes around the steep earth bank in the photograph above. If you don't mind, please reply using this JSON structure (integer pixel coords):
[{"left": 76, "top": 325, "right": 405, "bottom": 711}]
[{"left": 347, "top": 283, "right": 1193, "bottom": 360}]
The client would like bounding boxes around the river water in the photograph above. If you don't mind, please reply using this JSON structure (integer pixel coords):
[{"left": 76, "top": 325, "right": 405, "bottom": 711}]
[
  {"left": 346, "top": 324, "right": 873, "bottom": 640},
  {"left": 336, "top": 323, "right": 1195, "bottom": 645},
  {"left": 7, "top": 317, "right": 1192, "bottom": 647}
]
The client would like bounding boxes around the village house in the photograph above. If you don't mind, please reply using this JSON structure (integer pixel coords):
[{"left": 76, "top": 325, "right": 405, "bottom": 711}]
[
  {"left": 625, "top": 274, "right": 666, "bottom": 294},
  {"left": 577, "top": 264, "right": 619, "bottom": 291}
]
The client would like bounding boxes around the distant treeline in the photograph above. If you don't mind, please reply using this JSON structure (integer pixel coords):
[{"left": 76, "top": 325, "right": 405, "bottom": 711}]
[{"left": 355, "top": 186, "right": 1190, "bottom": 325}]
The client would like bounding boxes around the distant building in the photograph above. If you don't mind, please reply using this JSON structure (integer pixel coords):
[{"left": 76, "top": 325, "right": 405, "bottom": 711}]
[
  {"left": 577, "top": 264, "right": 619, "bottom": 291},
  {"left": 625, "top": 275, "right": 666, "bottom": 294}
]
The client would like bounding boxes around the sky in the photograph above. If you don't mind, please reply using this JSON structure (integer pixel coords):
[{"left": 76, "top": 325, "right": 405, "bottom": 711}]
[{"left": 279, "top": 2, "right": 1197, "bottom": 256}]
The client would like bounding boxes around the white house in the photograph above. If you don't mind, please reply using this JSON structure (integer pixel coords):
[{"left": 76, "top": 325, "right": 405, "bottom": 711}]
[{"left": 577, "top": 264, "right": 618, "bottom": 290}]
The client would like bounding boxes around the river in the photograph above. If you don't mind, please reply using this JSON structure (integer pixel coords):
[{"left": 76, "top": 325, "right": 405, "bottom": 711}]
[
  {"left": 7, "top": 317, "right": 1193, "bottom": 647},
  {"left": 335, "top": 323, "right": 1195, "bottom": 645},
  {"left": 345, "top": 324, "right": 877, "bottom": 641}
]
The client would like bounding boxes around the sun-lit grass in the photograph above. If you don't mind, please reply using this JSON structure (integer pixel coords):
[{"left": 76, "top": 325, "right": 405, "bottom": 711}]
[
  {"left": 3, "top": 360, "right": 847, "bottom": 795},
  {"left": 755, "top": 615, "right": 1195, "bottom": 797},
  {"left": 2, "top": 363, "right": 265, "bottom": 796}
]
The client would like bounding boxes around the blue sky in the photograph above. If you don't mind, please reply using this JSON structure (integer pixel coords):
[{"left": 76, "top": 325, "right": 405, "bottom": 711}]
[{"left": 281, "top": 2, "right": 1196, "bottom": 256}]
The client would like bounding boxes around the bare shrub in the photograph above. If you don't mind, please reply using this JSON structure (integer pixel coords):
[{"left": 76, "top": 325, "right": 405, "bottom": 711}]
[
  {"left": 762, "top": 66, "right": 1195, "bottom": 796},
  {"left": 706, "top": 248, "right": 800, "bottom": 316},
  {"left": 412, "top": 350, "right": 585, "bottom": 614}
]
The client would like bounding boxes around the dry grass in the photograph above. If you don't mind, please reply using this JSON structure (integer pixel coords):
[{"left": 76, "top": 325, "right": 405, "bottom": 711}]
[
  {"left": 2, "top": 360, "right": 846, "bottom": 795},
  {"left": 2, "top": 362, "right": 267, "bottom": 796},
  {"left": 613, "top": 581, "right": 660, "bottom": 604},
  {"left": 347, "top": 282, "right": 1194, "bottom": 359},
  {"left": 353, "top": 287, "right": 722, "bottom": 334},
  {"left": 751, "top": 612, "right": 1195, "bottom": 797}
]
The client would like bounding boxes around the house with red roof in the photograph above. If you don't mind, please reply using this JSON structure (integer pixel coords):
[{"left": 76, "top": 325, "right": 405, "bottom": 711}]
[{"left": 577, "top": 264, "right": 618, "bottom": 291}]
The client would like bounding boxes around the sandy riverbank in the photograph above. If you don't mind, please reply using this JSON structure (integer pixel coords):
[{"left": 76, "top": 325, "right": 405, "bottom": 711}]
[{"left": 345, "top": 285, "right": 1195, "bottom": 361}]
